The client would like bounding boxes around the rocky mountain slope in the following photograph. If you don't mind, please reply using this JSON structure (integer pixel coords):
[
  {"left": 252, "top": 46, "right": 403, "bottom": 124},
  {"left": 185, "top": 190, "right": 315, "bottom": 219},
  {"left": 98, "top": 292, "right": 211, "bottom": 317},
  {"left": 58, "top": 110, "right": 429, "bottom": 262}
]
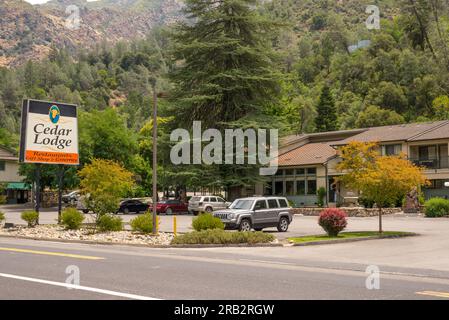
[{"left": 0, "top": 0, "right": 183, "bottom": 67}]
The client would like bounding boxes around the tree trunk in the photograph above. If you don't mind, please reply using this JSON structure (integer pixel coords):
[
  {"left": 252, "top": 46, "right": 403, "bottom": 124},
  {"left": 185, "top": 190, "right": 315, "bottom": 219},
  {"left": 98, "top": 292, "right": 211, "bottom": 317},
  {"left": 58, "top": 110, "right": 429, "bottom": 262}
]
[
  {"left": 378, "top": 206, "right": 383, "bottom": 234},
  {"left": 409, "top": 0, "right": 438, "bottom": 62}
]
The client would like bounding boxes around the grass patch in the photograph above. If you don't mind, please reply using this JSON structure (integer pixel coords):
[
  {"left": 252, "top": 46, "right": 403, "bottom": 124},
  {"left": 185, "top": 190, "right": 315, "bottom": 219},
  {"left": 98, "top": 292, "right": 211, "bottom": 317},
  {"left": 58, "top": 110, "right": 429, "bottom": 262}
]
[{"left": 288, "top": 231, "right": 412, "bottom": 244}]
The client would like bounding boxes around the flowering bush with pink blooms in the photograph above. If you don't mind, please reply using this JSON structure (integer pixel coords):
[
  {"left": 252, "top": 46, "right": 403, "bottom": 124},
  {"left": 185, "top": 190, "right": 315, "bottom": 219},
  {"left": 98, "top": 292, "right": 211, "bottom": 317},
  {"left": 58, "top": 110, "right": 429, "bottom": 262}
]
[{"left": 318, "top": 208, "right": 348, "bottom": 237}]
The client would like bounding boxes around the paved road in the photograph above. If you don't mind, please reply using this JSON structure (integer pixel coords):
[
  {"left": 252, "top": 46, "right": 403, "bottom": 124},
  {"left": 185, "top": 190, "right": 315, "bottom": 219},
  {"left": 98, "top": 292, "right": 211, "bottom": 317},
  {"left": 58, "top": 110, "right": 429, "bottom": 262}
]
[
  {"left": 1, "top": 236, "right": 449, "bottom": 300},
  {"left": 2, "top": 204, "right": 449, "bottom": 243}
]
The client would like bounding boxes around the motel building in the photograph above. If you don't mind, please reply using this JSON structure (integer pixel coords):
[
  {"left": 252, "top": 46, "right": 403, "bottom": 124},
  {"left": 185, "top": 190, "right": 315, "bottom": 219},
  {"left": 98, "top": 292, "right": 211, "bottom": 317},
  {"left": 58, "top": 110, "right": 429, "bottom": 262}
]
[
  {"left": 261, "top": 121, "right": 449, "bottom": 207},
  {"left": 0, "top": 146, "right": 30, "bottom": 204}
]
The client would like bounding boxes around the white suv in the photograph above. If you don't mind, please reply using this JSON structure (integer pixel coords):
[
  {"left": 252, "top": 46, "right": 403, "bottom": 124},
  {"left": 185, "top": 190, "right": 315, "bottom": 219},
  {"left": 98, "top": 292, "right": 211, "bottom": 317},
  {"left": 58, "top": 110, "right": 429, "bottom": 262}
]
[{"left": 188, "top": 196, "right": 230, "bottom": 215}]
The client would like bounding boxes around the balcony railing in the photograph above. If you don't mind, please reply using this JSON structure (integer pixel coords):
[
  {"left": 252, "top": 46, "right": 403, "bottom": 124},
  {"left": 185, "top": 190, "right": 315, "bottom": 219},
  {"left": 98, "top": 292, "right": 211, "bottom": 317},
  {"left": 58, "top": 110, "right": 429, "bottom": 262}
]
[{"left": 409, "top": 157, "right": 449, "bottom": 170}]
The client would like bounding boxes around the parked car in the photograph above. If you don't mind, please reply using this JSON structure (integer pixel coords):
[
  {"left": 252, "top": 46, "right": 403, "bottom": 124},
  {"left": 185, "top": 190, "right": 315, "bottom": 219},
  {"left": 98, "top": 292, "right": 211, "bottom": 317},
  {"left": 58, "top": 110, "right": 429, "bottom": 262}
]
[
  {"left": 213, "top": 196, "right": 293, "bottom": 232},
  {"left": 155, "top": 199, "right": 188, "bottom": 215},
  {"left": 117, "top": 199, "right": 150, "bottom": 214},
  {"left": 76, "top": 194, "right": 91, "bottom": 214},
  {"left": 62, "top": 190, "right": 80, "bottom": 205},
  {"left": 188, "top": 196, "right": 230, "bottom": 215}
]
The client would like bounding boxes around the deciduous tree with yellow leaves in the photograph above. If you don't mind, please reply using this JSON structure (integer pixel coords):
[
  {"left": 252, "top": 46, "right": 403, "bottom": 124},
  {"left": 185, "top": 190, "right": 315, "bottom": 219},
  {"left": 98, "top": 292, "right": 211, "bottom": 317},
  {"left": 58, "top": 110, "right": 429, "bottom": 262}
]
[
  {"left": 78, "top": 159, "right": 135, "bottom": 219},
  {"left": 336, "top": 142, "right": 428, "bottom": 233}
]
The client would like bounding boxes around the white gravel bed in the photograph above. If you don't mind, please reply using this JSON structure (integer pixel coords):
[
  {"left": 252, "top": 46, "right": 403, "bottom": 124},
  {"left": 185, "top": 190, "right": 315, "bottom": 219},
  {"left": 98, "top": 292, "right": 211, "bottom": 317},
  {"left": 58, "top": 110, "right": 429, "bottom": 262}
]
[{"left": 0, "top": 224, "right": 173, "bottom": 246}]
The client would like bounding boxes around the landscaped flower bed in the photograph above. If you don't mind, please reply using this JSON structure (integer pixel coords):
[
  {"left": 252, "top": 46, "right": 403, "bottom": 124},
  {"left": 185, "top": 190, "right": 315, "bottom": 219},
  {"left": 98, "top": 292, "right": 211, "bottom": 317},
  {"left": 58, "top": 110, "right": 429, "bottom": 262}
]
[
  {"left": 0, "top": 224, "right": 173, "bottom": 246},
  {"left": 288, "top": 231, "right": 416, "bottom": 245}
]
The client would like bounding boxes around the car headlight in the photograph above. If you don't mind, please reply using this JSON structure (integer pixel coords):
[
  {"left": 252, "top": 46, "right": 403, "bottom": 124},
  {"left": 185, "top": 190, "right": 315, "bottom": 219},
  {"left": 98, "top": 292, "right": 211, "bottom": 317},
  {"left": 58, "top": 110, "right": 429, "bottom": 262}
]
[{"left": 228, "top": 213, "right": 235, "bottom": 219}]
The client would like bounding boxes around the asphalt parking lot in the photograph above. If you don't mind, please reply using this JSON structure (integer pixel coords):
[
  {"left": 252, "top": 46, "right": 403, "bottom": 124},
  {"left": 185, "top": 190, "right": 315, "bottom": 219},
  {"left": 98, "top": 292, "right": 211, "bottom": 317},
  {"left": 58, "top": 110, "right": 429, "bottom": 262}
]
[{"left": 1, "top": 203, "right": 448, "bottom": 241}]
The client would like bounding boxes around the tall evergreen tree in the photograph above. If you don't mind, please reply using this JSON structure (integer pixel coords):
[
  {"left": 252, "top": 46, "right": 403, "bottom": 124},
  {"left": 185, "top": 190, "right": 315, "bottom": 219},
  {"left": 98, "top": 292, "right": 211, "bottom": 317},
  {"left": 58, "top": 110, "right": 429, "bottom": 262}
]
[
  {"left": 315, "top": 85, "right": 337, "bottom": 132},
  {"left": 169, "top": 0, "right": 280, "bottom": 128}
]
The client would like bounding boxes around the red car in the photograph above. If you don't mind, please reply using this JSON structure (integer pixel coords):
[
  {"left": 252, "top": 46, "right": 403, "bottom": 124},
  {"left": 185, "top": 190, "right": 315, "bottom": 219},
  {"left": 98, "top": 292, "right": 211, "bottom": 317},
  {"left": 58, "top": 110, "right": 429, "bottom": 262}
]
[{"left": 154, "top": 199, "right": 188, "bottom": 215}]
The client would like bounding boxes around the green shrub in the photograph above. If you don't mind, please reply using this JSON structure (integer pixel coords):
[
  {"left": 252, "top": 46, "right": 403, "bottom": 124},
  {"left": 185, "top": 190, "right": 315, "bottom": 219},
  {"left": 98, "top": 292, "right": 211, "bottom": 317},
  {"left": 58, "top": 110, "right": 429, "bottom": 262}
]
[
  {"left": 97, "top": 214, "right": 123, "bottom": 232},
  {"left": 61, "top": 208, "right": 85, "bottom": 230},
  {"left": 171, "top": 229, "right": 274, "bottom": 245},
  {"left": 424, "top": 198, "right": 449, "bottom": 218},
  {"left": 0, "top": 211, "right": 5, "bottom": 224},
  {"left": 317, "top": 187, "right": 326, "bottom": 207},
  {"left": 0, "top": 195, "right": 7, "bottom": 205},
  {"left": 359, "top": 196, "right": 375, "bottom": 208},
  {"left": 192, "top": 213, "right": 224, "bottom": 231},
  {"left": 21, "top": 210, "right": 39, "bottom": 227},
  {"left": 130, "top": 213, "right": 153, "bottom": 234}
]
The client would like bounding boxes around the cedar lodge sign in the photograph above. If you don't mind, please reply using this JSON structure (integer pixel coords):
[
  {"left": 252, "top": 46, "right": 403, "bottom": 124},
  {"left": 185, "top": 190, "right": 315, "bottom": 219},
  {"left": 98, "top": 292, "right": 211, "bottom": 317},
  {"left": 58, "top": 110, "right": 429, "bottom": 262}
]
[{"left": 19, "top": 99, "right": 79, "bottom": 165}]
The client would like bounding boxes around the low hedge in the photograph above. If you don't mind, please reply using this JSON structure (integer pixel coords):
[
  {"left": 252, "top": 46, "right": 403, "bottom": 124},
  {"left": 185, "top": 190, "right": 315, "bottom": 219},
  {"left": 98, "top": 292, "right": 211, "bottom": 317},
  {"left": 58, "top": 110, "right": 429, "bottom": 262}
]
[
  {"left": 424, "top": 198, "right": 449, "bottom": 217},
  {"left": 130, "top": 213, "right": 153, "bottom": 234},
  {"left": 61, "top": 208, "right": 85, "bottom": 230},
  {"left": 97, "top": 214, "right": 123, "bottom": 232},
  {"left": 0, "top": 211, "right": 5, "bottom": 224},
  {"left": 192, "top": 213, "right": 224, "bottom": 231},
  {"left": 21, "top": 210, "right": 39, "bottom": 227},
  {"left": 171, "top": 229, "right": 274, "bottom": 245}
]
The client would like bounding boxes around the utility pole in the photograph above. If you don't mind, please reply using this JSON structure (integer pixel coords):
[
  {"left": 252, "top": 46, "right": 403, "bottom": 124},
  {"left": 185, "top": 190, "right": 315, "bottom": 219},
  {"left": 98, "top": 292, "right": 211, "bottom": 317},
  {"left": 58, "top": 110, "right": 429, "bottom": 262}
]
[{"left": 152, "top": 80, "right": 158, "bottom": 235}]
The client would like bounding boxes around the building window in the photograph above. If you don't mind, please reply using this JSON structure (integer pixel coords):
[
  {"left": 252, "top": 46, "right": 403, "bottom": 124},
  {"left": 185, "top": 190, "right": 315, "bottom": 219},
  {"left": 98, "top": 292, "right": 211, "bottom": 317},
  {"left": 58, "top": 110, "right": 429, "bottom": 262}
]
[
  {"left": 426, "top": 180, "right": 446, "bottom": 189},
  {"left": 296, "top": 168, "right": 305, "bottom": 175},
  {"left": 264, "top": 183, "right": 272, "bottom": 196},
  {"left": 285, "top": 169, "right": 294, "bottom": 176},
  {"left": 382, "top": 144, "right": 402, "bottom": 156},
  {"left": 307, "top": 179, "right": 317, "bottom": 195},
  {"left": 296, "top": 180, "right": 305, "bottom": 195},
  {"left": 0, "top": 161, "right": 5, "bottom": 171},
  {"left": 274, "top": 181, "right": 283, "bottom": 195},
  {"left": 306, "top": 168, "right": 316, "bottom": 175},
  {"left": 275, "top": 169, "right": 283, "bottom": 176},
  {"left": 286, "top": 181, "right": 294, "bottom": 195}
]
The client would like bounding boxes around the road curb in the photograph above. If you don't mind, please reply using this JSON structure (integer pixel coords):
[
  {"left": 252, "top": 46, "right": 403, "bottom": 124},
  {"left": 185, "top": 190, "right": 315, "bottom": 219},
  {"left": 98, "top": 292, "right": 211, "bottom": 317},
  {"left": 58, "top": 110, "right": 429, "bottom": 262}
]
[
  {"left": 0, "top": 234, "right": 282, "bottom": 249},
  {"left": 290, "top": 232, "right": 419, "bottom": 246}
]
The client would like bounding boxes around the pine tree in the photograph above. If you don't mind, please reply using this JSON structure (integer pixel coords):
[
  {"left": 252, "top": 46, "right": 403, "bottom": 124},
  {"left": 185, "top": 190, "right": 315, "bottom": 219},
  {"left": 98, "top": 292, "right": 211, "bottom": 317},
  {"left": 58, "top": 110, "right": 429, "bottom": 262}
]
[
  {"left": 315, "top": 85, "right": 337, "bottom": 132},
  {"left": 169, "top": 0, "right": 280, "bottom": 128}
]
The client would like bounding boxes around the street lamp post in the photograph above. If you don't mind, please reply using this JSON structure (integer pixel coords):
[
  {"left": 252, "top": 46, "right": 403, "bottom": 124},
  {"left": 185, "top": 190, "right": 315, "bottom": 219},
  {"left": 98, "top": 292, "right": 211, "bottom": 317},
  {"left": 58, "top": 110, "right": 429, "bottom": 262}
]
[{"left": 152, "top": 80, "right": 158, "bottom": 235}]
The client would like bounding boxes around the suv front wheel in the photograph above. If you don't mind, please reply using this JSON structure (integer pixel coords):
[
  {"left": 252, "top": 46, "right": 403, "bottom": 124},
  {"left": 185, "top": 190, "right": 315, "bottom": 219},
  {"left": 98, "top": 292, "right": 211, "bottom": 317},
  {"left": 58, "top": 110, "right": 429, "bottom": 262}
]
[
  {"left": 239, "top": 218, "right": 252, "bottom": 232},
  {"left": 277, "top": 216, "right": 289, "bottom": 232}
]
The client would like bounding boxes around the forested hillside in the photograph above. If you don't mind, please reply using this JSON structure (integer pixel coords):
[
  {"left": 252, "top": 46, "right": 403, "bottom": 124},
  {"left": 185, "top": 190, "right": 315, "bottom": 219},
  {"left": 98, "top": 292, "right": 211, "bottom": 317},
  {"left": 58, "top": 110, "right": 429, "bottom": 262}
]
[
  {"left": 1, "top": 0, "right": 449, "bottom": 192},
  {"left": 0, "top": 0, "right": 182, "bottom": 67}
]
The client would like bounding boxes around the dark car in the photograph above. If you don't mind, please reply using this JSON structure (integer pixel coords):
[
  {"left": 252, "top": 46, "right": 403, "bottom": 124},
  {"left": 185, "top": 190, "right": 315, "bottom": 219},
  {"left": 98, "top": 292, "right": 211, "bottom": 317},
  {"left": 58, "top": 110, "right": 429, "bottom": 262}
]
[
  {"left": 155, "top": 199, "right": 188, "bottom": 215},
  {"left": 117, "top": 199, "right": 149, "bottom": 214}
]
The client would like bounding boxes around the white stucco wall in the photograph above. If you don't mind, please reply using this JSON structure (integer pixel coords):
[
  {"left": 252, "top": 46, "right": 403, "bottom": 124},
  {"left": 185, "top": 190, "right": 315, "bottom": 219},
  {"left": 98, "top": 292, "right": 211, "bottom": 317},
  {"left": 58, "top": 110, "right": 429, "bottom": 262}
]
[{"left": 0, "top": 160, "right": 25, "bottom": 183}]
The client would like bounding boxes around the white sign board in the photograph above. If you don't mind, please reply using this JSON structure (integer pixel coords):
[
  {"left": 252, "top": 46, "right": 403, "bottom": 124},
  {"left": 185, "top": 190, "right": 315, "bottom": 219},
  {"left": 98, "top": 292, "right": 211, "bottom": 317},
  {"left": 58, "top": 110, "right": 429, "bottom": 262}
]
[{"left": 19, "top": 99, "right": 79, "bottom": 165}]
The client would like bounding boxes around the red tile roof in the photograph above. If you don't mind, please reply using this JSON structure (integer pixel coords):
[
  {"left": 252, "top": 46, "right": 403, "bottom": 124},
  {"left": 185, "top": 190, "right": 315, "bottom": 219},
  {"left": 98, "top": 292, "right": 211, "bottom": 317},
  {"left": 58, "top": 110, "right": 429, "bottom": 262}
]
[{"left": 278, "top": 142, "right": 337, "bottom": 167}]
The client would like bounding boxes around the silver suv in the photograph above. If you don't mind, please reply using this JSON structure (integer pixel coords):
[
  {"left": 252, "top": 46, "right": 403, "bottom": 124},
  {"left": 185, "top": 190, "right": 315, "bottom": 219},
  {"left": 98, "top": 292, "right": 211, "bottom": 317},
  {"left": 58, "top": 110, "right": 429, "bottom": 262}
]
[
  {"left": 188, "top": 196, "right": 230, "bottom": 215},
  {"left": 213, "top": 197, "right": 293, "bottom": 232}
]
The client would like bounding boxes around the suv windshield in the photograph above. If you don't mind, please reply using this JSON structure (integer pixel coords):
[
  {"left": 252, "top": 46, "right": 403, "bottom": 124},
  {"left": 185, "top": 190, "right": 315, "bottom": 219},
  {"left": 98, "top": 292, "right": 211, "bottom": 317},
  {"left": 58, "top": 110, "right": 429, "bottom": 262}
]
[{"left": 231, "top": 200, "right": 254, "bottom": 210}]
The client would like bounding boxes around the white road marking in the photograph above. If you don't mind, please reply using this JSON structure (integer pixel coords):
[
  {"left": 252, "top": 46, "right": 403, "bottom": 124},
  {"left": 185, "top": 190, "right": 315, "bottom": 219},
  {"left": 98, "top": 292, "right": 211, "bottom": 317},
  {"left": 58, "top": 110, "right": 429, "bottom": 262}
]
[{"left": 0, "top": 272, "right": 160, "bottom": 300}]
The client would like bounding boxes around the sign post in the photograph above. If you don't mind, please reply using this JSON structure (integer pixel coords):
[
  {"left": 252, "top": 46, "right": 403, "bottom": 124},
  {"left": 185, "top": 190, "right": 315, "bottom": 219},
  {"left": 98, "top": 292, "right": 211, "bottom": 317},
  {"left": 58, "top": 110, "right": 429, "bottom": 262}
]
[
  {"left": 19, "top": 99, "right": 79, "bottom": 217},
  {"left": 35, "top": 164, "right": 41, "bottom": 222},
  {"left": 58, "top": 165, "right": 65, "bottom": 223}
]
